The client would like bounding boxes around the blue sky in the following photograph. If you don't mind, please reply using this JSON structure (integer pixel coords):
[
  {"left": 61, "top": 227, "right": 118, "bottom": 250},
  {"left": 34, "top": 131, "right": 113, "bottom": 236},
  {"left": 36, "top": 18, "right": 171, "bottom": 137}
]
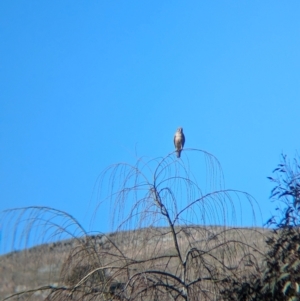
[{"left": 1, "top": 2, "right": 300, "bottom": 250}]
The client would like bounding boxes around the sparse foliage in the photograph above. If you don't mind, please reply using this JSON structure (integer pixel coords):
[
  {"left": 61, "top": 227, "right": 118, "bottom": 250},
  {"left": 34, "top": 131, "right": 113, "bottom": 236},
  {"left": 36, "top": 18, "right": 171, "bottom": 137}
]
[
  {"left": 261, "top": 154, "right": 300, "bottom": 301},
  {"left": 222, "top": 154, "right": 300, "bottom": 301}
]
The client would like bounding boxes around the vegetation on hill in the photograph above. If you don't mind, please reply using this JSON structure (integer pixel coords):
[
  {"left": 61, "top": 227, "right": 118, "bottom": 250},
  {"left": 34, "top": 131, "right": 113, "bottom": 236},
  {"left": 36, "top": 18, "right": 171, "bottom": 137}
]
[{"left": 1, "top": 150, "right": 299, "bottom": 301}]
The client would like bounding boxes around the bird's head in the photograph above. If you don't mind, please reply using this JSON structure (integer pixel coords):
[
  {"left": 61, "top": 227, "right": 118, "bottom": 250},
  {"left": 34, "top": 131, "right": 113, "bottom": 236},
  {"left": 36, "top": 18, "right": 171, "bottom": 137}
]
[{"left": 177, "top": 127, "right": 183, "bottom": 133}]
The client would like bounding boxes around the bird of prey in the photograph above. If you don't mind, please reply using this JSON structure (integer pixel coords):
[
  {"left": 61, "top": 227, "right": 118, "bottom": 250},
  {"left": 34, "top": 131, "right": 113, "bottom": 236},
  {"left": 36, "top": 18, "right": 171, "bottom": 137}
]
[{"left": 174, "top": 127, "right": 185, "bottom": 158}]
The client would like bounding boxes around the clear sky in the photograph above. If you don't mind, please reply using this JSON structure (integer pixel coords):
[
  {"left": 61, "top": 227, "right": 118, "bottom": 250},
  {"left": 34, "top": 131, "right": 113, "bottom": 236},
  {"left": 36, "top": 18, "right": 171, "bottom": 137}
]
[{"left": 1, "top": 2, "right": 300, "bottom": 250}]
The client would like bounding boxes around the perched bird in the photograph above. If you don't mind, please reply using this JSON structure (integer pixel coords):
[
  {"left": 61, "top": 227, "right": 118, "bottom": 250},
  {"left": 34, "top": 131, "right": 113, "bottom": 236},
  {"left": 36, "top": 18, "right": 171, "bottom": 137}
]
[{"left": 174, "top": 127, "right": 185, "bottom": 158}]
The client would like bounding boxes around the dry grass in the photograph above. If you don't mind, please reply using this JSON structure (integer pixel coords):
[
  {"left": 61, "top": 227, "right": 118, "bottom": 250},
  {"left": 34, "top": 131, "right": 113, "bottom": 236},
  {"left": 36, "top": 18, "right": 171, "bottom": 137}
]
[{"left": 0, "top": 226, "right": 270, "bottom": 301}]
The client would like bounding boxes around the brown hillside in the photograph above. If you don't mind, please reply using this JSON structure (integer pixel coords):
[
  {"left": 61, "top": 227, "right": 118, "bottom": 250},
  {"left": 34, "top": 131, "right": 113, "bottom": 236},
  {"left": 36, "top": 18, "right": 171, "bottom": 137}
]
[{"left": 0, "top": 226, "right": 270, "bottom": 301}]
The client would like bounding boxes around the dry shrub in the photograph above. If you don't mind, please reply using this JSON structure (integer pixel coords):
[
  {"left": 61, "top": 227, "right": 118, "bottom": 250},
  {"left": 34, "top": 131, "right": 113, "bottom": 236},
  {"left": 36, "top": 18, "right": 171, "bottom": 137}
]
[{"left": 1, "top": 149, "right": 264, "bottom": 301}]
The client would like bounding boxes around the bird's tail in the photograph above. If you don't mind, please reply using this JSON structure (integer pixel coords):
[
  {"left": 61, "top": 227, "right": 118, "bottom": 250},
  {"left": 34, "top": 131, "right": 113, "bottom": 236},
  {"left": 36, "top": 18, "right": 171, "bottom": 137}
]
[{"left": 176, "top": 150, "right": 181, "bottom": 158}]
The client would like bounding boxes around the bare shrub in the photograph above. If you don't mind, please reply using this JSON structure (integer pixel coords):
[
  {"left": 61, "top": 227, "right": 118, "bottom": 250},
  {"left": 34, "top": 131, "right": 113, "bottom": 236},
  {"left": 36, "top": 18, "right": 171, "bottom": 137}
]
[{"left": 1, "top": 150, "right": 264, "bottom": 301}]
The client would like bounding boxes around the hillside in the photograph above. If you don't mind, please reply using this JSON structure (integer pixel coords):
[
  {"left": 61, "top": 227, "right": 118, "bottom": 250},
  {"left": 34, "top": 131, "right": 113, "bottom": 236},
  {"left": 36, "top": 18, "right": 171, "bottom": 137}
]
[{"left": 0, "top": 226, "right": 270, "bottom": 301}]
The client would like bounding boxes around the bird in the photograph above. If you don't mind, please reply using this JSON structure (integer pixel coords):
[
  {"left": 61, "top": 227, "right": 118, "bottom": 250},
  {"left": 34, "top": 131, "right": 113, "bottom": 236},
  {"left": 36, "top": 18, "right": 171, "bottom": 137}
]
[{"left": 174, "top": 127, "right": 185, "bottom": 158}]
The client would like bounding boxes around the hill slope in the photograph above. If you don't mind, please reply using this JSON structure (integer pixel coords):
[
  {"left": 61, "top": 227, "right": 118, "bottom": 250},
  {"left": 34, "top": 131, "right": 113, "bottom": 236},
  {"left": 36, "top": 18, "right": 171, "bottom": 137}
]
[{"left": 0, "top": 226, "right": 270, "bottom": 301}]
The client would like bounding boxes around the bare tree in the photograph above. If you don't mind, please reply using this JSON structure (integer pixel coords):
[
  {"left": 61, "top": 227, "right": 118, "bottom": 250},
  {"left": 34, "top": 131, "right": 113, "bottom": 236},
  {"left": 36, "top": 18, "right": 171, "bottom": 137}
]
[{"left": 1, "top": 149, "right": 264, "bottom": 301}]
